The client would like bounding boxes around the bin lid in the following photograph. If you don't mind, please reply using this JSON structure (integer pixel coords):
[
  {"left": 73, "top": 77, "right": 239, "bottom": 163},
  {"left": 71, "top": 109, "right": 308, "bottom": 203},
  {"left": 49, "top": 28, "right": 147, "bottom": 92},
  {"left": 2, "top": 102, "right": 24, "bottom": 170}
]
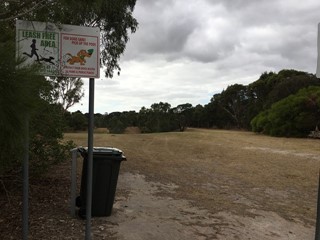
[{"left": 78, "top": 147, "right": 124, "bottom": 157}]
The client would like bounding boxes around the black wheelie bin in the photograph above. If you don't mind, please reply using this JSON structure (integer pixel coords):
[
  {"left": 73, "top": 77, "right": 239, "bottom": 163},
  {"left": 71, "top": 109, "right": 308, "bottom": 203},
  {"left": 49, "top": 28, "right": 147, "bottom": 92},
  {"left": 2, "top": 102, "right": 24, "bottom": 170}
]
[{"left": 76, "top": 147, "right": 126, "bottom": 218}]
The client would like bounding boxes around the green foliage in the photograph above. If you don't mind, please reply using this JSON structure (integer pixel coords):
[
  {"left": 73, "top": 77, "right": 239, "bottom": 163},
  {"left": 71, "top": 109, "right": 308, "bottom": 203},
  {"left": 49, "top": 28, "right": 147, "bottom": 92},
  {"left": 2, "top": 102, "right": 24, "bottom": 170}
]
[
  {"left": 172, "top": 103, "right": 193, "bottom": 131},
  {"left": 48, "top": 77, "right": 84, "bottom": 111},
  {"left": 251, "top": 111, "right": 269, "bottom": 133},
  {"left": 248, "top": 69, "right": 319, "bottom": 110},
  {"left": 251, "top": 86, "right": 320, "bottom": 137},
  {"left": 0, "top": 33, "right": 75, "bottom": 174},
  {"left": 30, "top": 135, "right": 75, "bottom": 175},
  {"left": 211, "top": 84, "right": 249, "bottom": 129},
  {"left": 137, "top": 102, "right": 179, "bottom": 133},
  {"left": 104, "top": 111, "right": 137, "bottom": 133},
  {"left": 202, "top": 69, "right": 320, "bottom": 131},
  {"left": 65, "top": 111, "right": 88, "bottom": 131},
  {"left": 107, "top": 117, "right": 127, "bottom": 134},
  {"left": 190, "top": 104, "right": 208, "bottom": 128},
  {"left": 0, "top": 22, "right": 46, "bottom": 174},
  {"left": 0, "top": 20, "right": 75, "bottom": 176},
  {"left": 94, "top": 113, "right": 107, "bottom": 128}
]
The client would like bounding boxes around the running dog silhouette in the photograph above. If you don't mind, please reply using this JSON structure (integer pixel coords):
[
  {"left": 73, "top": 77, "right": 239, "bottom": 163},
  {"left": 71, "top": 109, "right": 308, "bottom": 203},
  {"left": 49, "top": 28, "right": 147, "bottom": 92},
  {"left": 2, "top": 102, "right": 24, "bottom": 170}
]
[{"left": 39, "top": 56, "right": 55, "bottom": 65}]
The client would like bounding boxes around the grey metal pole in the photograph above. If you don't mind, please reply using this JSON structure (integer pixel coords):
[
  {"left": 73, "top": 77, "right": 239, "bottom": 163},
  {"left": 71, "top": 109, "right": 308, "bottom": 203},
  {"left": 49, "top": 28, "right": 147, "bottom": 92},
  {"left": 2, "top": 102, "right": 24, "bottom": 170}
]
[
  {"left": 85, "top": 78, "right": 95, "bottom": 240},
  {"left": 23, "top": 116, "right": 29, "bottom": 240}
]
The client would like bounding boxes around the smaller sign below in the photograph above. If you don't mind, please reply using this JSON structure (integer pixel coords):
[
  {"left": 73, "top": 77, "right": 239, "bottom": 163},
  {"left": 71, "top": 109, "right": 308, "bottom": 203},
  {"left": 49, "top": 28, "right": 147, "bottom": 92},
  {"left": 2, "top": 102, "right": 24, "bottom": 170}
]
[{"left": 16, "top": 20, "right": 100, "bottom": 78}]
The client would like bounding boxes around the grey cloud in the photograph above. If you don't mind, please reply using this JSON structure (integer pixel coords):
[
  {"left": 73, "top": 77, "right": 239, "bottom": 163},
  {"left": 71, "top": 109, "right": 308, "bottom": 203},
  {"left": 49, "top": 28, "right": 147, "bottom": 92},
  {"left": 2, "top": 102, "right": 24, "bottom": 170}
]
[
  {"left": 71, "top": 0, "right": 320, "bottom": 114},
  {"left": 127, "top": 0, "right": 320, "bottom": 62},
  {"left": 141, "top": 17, "right": 196, "bottom": 55},
  {"left": 125, "top": 0, "right": 199, "bottom": 61}
]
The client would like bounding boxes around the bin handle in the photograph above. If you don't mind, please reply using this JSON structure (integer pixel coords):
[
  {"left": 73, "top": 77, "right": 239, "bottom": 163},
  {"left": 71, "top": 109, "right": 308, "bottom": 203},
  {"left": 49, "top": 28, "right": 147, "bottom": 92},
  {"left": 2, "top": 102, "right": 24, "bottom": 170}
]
[{"left": 77, "top": 147, "right": 87, "bottom": 156}]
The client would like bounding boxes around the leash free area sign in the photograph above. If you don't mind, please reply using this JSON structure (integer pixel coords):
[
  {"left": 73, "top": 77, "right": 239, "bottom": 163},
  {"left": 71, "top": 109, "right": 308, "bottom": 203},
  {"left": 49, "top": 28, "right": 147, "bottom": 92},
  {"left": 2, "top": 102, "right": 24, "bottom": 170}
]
[{"left": 16, "top": 20, "right": 100, "bottom": 78}]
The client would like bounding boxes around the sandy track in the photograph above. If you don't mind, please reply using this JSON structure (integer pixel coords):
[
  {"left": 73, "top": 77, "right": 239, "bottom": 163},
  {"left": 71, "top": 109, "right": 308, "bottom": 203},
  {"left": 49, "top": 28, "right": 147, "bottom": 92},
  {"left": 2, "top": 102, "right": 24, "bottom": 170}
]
[{"left": 91, "top": 172, "right": 314, "bottom": 239}]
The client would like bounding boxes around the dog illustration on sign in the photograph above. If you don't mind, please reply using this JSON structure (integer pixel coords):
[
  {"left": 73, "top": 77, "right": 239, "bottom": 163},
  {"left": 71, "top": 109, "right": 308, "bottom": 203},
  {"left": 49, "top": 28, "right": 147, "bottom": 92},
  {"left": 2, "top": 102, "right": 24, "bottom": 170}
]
[
  {"left": 65, "top": 49, "right": 94, "bottom": 65},
  {"left": 39, "top": 56, "right": 55, "bottom": 65}
]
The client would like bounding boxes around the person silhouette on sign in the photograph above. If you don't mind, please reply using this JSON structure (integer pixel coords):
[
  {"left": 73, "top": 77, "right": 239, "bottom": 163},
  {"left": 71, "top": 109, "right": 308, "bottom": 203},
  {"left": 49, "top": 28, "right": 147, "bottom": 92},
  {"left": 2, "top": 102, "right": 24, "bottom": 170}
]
[{"left": 23, "top": 39, "right": 40, "bottom": 62}]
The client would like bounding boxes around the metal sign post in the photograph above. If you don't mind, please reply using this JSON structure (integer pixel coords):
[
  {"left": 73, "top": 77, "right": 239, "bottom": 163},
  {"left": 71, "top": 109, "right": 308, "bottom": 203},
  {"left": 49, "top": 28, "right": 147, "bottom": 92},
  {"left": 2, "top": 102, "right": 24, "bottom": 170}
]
[{"left": 85, "top": 78, "right": 95, "bottom": 240}]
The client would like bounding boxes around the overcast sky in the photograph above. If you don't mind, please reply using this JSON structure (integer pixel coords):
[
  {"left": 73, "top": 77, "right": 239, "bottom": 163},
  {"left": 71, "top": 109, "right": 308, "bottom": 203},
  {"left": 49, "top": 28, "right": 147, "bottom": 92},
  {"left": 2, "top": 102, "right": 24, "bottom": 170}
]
[{"left": 69, "top": 0, "right": 320, "bottom": 114}]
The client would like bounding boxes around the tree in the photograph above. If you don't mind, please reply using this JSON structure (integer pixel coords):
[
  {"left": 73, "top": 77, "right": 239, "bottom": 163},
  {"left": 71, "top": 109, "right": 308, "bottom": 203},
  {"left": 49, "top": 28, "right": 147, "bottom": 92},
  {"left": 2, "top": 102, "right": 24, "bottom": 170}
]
[
  {"left": 94, "top": 113, "right": 107, "bottom": 128},
  {"left": 106, "top": 111, "right": 126, "bottom": 133},
  {"left": 137, "top": 106, "right": 151, "bottom": 133},
  {"left": 248, "top": 70, "right": 319, "bottom": 111},
  {"left": 172, "top": 103, "right": 193, "bottom": 131},
  {"left": 265, "top": 71, "right": 319, "bottom": 107},
  {"left": 107, "top": 116, "right": 126, "bottom": 134},
  {"left": 0, "top": 1, "right": 48, "bottom": 22},
  {"left": 251, "top": 86, "right": 320, "bottom": 137},
  {"left": 137, "top": 102, "right": 178, "bottom": 133},
  {"left": 244, "top": 70, "right": 320, "bottom": 130},
  {"left": 65, "top": 111, "right": 87, "bottom": 131},
  {"left": 213, "top": 84, "right": 249, "bottom": 129},
  {"left": 205, "top": 94, "right": 231, "bottom": 128},
  {"left": 48, "top": 77, "right": 84, "bottom": 111},
  {"left": 121, "top": 111, "right": 138, "bottom": 127},
  {"left": 29, "top": 102, "right": 75, "bottom": 174}
]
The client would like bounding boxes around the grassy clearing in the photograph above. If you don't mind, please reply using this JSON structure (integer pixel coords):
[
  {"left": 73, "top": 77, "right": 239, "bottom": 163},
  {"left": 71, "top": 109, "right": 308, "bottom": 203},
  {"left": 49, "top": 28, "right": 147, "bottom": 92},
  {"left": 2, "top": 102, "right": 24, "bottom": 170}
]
[{"left": 64, "top": 128, "right": 320, "bottom": 226}]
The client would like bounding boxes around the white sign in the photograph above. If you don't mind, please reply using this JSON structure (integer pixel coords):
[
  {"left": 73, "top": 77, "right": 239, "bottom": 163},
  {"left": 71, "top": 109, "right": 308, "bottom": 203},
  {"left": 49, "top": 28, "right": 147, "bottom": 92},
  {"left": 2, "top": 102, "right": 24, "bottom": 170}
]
[
  {"left": 317, "top": 23, "right": 320, "bottom": 78},
  {"left": 16, "top": 20, "right": 100, "bottom": 78}
]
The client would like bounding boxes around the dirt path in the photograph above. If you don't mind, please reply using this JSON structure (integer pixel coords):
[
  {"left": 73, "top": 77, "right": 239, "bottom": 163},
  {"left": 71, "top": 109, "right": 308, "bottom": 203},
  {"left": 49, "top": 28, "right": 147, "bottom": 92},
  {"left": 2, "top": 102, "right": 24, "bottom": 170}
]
[
  {"left": 92, "top": 172, "right": 314, "bottom": 239},
  {"left": 89, "top": 129, "right": 319, "bottom": 239}
]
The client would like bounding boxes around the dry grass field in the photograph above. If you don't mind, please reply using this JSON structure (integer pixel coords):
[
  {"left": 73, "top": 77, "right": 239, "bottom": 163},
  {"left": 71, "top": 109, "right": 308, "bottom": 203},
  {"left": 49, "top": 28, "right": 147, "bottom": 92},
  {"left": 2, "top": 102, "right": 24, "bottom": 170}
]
[
  {"left": 68, "top": 128, "right": 320, "bottom": 239},
  {"left": 1, "top": 128, "right": 320, "bottom": 239}
]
